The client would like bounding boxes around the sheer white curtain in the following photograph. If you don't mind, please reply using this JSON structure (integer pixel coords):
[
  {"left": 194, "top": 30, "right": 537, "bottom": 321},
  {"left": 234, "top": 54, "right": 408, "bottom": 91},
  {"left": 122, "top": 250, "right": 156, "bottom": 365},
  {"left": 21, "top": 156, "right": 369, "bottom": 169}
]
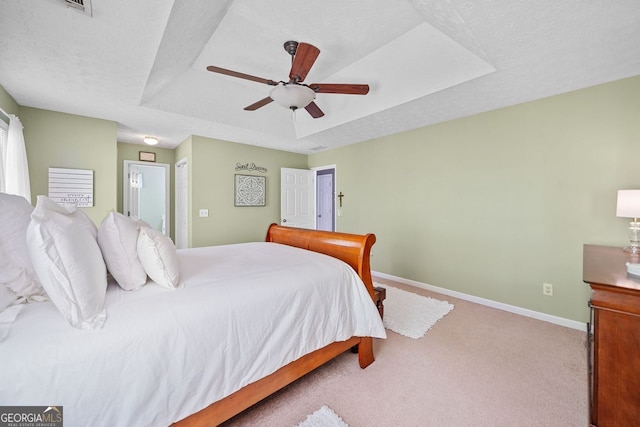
[{"left": 3, "top": 114, "right": 31, "bottom": 203}]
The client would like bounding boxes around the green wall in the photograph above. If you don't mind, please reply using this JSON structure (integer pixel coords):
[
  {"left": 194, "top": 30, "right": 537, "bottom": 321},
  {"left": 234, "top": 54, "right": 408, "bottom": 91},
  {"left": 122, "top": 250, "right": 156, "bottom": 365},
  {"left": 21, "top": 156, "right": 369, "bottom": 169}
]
[
  {"left": 177, "top": 135, "right": 307, "bottom": 247},
  {"left": 309, "top": 75, "right": 640, "bottom": 323},
  {"left": 19, "top": 107, "right": 118, "bottom": 225},
  {"left": 4, "top": 77, "right": 640, "bottom": 323},
  {"left": 0, "top": 85, "right": 19, "bottom": 116}
]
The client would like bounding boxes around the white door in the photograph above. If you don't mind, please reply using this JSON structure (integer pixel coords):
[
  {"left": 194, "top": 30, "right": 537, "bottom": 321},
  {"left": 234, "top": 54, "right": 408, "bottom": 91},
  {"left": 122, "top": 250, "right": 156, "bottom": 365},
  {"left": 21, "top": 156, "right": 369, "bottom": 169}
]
[
  {"left": 128, "top": 166, "right": 141, "bottom": 221},
  {"left": 281, "top": 168, "right": 315, "bottom": 229},
  {"left": 175, "top": 158, "right": 188, "bottom": 249}
]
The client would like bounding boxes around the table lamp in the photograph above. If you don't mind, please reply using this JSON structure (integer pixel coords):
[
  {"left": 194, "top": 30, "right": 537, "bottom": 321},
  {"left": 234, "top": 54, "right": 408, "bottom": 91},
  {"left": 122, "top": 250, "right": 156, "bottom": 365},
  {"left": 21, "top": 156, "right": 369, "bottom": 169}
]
[{"left": 616, "top": 189, "right": 640, "bottom": 254}]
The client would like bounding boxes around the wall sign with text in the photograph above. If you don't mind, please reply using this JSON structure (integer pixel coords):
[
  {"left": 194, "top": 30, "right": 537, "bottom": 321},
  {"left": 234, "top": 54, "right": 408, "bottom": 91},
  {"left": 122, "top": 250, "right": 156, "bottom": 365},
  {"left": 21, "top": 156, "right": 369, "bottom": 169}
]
[
  {"left": 235, "top": 162, "right": 267, "bottom": 173},
  {"left": 48, "top": 167, "right": 94, "bottom": 208}
]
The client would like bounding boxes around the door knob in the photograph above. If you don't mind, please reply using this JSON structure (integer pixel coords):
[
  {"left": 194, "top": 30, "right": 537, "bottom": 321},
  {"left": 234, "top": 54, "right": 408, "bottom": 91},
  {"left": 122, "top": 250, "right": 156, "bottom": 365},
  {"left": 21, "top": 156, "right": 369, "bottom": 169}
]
[{"left": 282, "top": 219, "right": 287, "bottom": 223}]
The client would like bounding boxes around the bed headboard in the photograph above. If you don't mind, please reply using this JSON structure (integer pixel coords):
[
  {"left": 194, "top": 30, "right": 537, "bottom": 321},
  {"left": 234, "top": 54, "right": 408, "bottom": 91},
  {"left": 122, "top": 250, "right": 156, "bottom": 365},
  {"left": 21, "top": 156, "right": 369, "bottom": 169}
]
[{"left": 265, "top": 224, "right": 376, "bottom": 300}]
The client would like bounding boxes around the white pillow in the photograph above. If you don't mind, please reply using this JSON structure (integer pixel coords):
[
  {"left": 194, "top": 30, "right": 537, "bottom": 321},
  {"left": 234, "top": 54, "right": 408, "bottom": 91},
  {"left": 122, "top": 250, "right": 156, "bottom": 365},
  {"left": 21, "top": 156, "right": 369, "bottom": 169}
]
[
  {"left": 75, "top": 208, "right": 98, "bottom": 240},
  {"left": 27, "top": 195, "right": 107, "bottom": 329},
  {"left": 137, "top": 226, "right": 181, "bottom": 289},
  {"left": 0, "top": 192, "right": 45, "bottom": 301},
  {"left": 97, "top": 212, "right": 147, "bottom": 291}
]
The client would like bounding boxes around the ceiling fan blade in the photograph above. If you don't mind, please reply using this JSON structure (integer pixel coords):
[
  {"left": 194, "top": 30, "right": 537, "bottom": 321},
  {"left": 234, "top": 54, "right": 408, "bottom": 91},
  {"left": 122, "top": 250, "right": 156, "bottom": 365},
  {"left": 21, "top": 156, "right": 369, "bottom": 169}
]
[
  {"left": 289, "top": 43, "right": 320, "bottom": 83},
  {"left": 304, "top": 102, "right": 324, "bottom": 119},
  {"left": 244, "top": 97, "right": 274, "bottom": 111},
  {"left": 309, "top": 83, "right": 369, "bottom": 95},
  {"left": 206, "top": 66, "right": 277, "bottom": 86}
]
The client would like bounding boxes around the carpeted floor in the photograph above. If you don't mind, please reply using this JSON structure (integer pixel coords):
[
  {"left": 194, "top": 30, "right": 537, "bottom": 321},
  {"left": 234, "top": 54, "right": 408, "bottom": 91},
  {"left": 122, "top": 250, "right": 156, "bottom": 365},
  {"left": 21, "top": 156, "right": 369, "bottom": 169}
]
[{"left": 221, "top": 279, "right": 589, "bottom": 427}]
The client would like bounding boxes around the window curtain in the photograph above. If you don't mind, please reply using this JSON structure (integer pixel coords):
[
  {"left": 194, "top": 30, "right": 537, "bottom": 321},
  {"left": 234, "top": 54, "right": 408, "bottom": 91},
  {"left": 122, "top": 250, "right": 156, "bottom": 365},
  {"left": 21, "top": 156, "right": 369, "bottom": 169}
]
[{"left": 5, "top": 114, "right": 31, "bottom": 203}]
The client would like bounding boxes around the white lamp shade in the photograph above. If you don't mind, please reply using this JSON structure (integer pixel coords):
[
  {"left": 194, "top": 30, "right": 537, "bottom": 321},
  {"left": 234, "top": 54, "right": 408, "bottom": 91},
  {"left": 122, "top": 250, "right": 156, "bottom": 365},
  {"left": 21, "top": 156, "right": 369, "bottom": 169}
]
[
  {"left": 144, "top": 136, "right": 158, "bottom": 145},
  {"left": 269, "top": 84, "right": 315, "bottom": 109},
  {"left": 616, "top": 190, "right": 640, "bottom": 218}
]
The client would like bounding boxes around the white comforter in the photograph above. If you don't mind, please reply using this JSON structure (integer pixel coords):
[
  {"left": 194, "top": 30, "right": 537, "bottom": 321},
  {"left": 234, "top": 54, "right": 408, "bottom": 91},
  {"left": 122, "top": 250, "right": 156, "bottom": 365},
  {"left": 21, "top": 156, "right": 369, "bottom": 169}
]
[{"left": 0, "top": 242, "right": 386, "bottom": 426}]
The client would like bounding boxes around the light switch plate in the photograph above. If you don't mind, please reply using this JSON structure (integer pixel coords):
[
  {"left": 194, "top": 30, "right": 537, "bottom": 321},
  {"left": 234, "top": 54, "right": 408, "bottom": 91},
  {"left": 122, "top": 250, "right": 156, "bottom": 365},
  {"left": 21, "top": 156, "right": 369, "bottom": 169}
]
[{"left": 199, "top": 209, "right": 209, "bottom": 218}]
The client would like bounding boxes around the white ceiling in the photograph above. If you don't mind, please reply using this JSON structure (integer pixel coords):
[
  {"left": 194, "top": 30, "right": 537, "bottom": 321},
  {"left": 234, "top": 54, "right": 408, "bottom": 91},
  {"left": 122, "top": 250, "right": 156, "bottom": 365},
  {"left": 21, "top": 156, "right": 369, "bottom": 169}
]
[{"left": 1, "top": 0, "right": 639, "bottom": 154}]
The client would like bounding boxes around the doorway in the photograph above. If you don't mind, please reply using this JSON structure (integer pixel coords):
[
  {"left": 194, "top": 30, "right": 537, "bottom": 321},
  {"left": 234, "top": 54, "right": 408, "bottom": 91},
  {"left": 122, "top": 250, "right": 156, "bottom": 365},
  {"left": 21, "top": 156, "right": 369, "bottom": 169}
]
[
  {"left": 280, "top": 165, "right": 337, "bottom": 231},
  {"left": 123, "top": 160, "right": 170, "bottom": 236},
  {"left": 315, "top": 168, "right": 335, "bottom": 231}
]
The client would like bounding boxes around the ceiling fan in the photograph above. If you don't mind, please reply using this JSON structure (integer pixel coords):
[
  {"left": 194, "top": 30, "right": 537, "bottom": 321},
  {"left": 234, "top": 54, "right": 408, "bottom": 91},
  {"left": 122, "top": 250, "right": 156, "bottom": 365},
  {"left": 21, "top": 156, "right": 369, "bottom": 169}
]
[{"left": 206, "top": 41, "right": 369, "bottom": 119}]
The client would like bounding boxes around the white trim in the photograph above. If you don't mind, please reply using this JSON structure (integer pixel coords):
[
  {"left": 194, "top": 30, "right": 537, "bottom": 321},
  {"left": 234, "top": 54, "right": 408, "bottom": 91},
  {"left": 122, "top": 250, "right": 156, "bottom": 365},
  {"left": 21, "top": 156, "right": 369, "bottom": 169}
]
[
  {"left": 0, "top": 107, "right": 10, "bottom": 125},
  {"left": 372, "top": 270, "right": 587, "bottom": 331},
  {"left": 174, "top": 157, "right": 188, "bottom": 249}
]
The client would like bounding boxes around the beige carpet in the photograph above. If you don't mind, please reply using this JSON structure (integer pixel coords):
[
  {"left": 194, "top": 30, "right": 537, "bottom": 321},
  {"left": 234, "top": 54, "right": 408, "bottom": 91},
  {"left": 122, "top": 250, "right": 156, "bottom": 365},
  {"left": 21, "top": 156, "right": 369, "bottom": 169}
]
[{"left": 222, "top": 280, "right": 588, "bottom": 427}]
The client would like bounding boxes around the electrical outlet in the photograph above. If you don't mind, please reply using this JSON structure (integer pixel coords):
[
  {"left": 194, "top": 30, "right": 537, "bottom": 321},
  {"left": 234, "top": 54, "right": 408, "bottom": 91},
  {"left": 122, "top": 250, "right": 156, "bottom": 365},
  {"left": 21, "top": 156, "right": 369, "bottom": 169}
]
[
  {"left": 199, "top": 209, "right": 209, "bottom": 218},
  {"left": 543, "top": 283, "right": 553, "bottom": 296}
]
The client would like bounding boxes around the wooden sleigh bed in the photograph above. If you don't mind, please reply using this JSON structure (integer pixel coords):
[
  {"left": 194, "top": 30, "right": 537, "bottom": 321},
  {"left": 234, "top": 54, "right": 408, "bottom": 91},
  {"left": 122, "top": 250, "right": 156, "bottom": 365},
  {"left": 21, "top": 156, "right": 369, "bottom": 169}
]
[
  {"left": 174, "top": 224, "right": 380, "bottom": 426},
  {"left": 0, "top": 194, "right": 385, "bottom": 427}
]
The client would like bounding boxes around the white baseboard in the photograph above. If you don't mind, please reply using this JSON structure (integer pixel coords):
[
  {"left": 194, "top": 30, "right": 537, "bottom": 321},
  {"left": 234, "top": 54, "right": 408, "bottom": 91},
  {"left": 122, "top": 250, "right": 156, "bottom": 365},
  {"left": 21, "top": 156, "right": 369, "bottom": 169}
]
[{"left": 372, "top": 271, "right": 587, "bottom": 331}]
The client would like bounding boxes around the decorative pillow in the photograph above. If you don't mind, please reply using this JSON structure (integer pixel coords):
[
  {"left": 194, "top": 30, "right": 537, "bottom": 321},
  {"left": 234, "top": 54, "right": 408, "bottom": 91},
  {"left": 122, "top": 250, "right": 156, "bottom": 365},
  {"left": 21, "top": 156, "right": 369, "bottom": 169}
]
[
  {"left": 137, "top": 225, "right": 181, "bottom": 289},
  {"left": 26, "top": 195, "right": 107, "bottom": 329},
  {"left": 0, "top": 192, "right": 45, "bottom": 301},
  {"left": 74, "top": 208, "right": 98, "bottom": 240},
  {"left": 97, "top": 212, "right": 147, "bottom": 291}
]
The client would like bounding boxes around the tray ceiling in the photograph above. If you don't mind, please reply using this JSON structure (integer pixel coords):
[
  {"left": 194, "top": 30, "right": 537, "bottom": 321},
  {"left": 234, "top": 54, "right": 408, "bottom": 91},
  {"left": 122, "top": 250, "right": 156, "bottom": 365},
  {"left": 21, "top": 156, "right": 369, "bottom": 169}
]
[{"left": 0, "top": 0, "right": 639, "bottom": 153}]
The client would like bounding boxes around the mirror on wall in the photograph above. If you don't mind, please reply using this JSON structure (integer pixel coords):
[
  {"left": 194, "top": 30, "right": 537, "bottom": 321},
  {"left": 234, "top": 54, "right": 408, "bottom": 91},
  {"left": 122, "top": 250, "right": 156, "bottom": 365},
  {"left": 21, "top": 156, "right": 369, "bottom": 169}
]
[{"left": 123, "top": 160, "right": 170, "bottom": 236}]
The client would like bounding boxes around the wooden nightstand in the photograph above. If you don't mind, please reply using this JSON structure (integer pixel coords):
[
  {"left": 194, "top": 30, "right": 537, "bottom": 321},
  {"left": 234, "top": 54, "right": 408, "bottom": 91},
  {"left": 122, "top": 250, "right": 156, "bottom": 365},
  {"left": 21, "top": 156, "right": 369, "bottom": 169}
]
[{"left": 583, "top": 244, "right": 640, "bottom": 426}]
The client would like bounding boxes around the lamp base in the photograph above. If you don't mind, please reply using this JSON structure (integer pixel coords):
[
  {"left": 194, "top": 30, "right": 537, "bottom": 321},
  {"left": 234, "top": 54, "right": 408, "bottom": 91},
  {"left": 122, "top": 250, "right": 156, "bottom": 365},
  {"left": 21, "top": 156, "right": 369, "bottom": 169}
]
[
  {"left": 624, "top": 245, "right": 640, "bottom": 254},
  {"left": 624, "top": 220, "right": 640, "bottom": 255}
]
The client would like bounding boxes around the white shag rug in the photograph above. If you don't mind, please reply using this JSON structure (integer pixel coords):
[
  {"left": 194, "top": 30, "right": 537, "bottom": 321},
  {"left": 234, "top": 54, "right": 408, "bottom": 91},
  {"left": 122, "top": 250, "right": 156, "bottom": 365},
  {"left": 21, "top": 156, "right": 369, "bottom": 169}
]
[
  {"left": 379, "top": 284, "right": 454, "bottom": 339},
  {"left": 296, "top": 405, "right": 349, "bottom": 427}
]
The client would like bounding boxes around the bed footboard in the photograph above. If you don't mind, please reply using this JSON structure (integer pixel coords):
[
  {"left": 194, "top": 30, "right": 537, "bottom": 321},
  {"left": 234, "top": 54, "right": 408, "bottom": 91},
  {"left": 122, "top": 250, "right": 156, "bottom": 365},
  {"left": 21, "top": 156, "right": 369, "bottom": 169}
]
[
  {"left": 265, "top": 223, "right": 377, "bottom": 300},
  {"left": 174, "top": 224, "right": 378, "bottom": 427}
]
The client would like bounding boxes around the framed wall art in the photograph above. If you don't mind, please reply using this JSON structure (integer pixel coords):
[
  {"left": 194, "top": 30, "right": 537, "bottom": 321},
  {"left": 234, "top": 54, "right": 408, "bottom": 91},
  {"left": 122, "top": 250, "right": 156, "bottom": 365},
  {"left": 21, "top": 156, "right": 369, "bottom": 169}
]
[
  {"left": 139, "top": 151, "right": 156, "bottom": 162},
  {"left": 48, "top": 167, "right": 94, "bottom": 207},
  {"left": 234, "top": 174, "right": 266, "bottom": 207}
]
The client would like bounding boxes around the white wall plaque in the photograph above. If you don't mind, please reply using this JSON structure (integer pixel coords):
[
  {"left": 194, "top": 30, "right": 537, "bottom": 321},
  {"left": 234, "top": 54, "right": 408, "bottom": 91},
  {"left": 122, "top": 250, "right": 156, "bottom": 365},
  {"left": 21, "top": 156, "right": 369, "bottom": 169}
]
[{"left": 48, "top": 167, "right": 94, "bottom": 207}]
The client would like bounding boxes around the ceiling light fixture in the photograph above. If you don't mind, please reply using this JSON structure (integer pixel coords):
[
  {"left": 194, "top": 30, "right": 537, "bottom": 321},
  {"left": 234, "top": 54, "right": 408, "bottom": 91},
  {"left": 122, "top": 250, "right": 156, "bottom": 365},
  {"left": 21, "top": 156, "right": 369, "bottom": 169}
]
[
  {"left": 269, "top": 83, "right": 316, "bottom": 111},
  {"left": 144, "top": 136, "right": 158, "bottom": 145}
]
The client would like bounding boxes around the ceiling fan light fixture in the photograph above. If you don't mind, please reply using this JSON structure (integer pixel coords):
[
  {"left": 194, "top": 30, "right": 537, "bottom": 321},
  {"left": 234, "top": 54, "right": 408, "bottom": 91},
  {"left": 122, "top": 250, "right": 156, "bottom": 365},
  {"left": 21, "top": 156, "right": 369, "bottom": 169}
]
[
  {"left": 269, "top": 84, "right": 315, "bottom": 110},
  {"left": 144, "top": 136, "right": 158, "bottom": 145}
]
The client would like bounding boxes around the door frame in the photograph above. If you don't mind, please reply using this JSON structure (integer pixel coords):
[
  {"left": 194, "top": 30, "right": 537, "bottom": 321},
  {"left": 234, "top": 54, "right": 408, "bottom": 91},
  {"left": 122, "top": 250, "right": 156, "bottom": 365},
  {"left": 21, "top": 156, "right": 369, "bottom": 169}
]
[
  {"left": 123, "top": 160, "right": 171, "bottom": 236},
  {"left": 175, "top": 157, "right": 188, "bottom": 249},
  {"left": 311, "top": 164, "right": 337, "bottom": 231}
]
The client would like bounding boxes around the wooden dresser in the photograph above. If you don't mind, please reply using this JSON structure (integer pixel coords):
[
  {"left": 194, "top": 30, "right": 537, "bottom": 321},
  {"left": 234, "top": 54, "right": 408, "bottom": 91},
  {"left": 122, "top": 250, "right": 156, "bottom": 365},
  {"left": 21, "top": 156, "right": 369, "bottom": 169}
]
[{"left": 583, "top": 244, "right": 640, "bottom": 426}]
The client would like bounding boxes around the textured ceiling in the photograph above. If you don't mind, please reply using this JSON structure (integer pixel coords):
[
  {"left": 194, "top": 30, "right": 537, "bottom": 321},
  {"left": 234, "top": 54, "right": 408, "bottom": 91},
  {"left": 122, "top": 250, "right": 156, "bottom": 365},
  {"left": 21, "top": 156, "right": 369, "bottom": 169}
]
[{"left": 0, "top": 0, "right": 639, "bottom": 154}]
